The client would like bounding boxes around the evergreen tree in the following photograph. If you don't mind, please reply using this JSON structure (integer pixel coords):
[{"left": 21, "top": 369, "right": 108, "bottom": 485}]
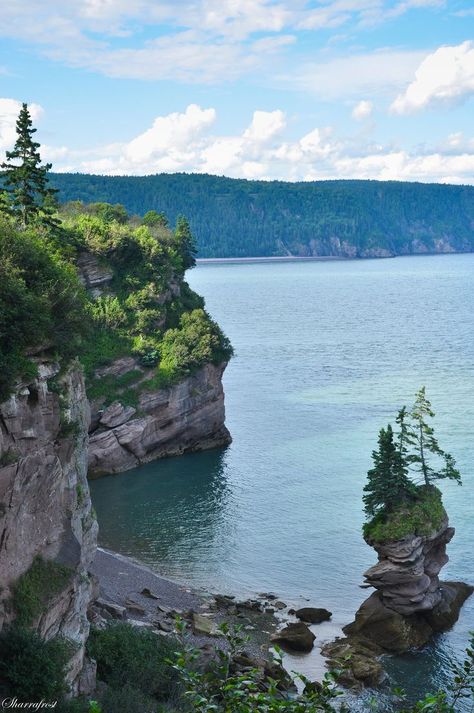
[
  {"left": 363, "top": 424, "right": 413, "bottom": 517},
  {"left": 143, "top": 210, "right": 169, "bottom": 228},
  {"left": 175, "top": 215, "right": 197, "bottom": 270},
  {"left": 1, "top": 103, "right": 58, "bottom": 228},
  {"left": 407, "top": 387, "right": 461, "bottom": 486}
]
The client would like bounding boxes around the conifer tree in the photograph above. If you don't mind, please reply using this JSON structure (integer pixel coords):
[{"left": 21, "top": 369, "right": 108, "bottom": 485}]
[
  {"left": 175, "top": 215, "right": 197, "bottom": 270},
  {"left": 363, "top": 424, "right": 413, "bottom": 517},
  {"left": 407, "top": 387, "right": 461, "bottom": 486},
  {"left": 1, "top": 103, "right": 58, "bottom": 229}
]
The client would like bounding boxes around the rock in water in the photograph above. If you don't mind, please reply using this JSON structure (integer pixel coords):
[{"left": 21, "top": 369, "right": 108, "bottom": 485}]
[
  {"left": 271, "top": 622, "right": 316, "bottom": 652},
  {"left": 295, "top": 607, "right": 332, "bottom": 624}
]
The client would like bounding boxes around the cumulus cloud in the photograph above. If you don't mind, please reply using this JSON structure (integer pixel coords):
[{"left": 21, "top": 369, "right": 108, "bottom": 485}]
[
  {"left": 391, "top": 41, "right": 474, "bottom": 114},
  {"left": 352, "top": 100, "right": 373, "bottom": 120},
  {"left": 2, "top": 99, "right": 474, "bottom": 184}
]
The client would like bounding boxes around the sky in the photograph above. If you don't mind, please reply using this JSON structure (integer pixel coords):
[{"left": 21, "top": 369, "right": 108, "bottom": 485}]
[{"left": 0, "top": 0, "right": 474, "bottom": 183}]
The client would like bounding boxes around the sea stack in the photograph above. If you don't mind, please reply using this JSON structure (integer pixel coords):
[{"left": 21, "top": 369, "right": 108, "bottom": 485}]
[{"left": 344, "top": 492, "right": 473, "bottom": 653}]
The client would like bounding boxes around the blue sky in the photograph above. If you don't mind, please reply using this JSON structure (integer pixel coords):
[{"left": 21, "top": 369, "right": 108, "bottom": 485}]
[{"left": 0, "top": 0, "right": 473, "bottom": 182}]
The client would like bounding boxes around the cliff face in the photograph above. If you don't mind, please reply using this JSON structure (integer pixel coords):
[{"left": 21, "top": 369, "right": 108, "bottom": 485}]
[
  {"left": 0, "top": 359, "right": 97, "bottom": 693},
  {"left": 88, "top": 361, "right": 231, "bottom": 477}
]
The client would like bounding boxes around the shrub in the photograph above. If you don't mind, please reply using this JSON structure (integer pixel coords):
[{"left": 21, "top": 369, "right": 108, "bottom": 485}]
[
  {"left": 87, "top": 623, "right": 181, "bottom": 702},
  {"left": 12, "top": 556, "right": 73, "bottom": 627},
  {"left": 160, "top": 309, "right": 233, "bottom": 378},
  {"left": 0, "top": 626, "right": 70, "bottom": 701},
  {"left": 99, "top": 684, "right": 158, "bottom": 713}
]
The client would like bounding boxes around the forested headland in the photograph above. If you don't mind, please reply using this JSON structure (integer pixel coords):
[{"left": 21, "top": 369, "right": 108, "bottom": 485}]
[{"left": 50, "top": 173, "right": 474, "bottom": 259}]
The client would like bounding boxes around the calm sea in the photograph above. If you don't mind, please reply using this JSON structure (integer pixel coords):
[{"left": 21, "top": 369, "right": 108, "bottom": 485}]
[{"left": 91, "top": 254, "right": 474, "bottom": 708}]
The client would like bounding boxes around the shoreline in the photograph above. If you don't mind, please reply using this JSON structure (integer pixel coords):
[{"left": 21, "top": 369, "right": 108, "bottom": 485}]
[
  {"left": 196, "top": 251, "right": 471, "bottom": 265},
  {"left": 89, "top": 547, "right": 339, "bottom": 681}
]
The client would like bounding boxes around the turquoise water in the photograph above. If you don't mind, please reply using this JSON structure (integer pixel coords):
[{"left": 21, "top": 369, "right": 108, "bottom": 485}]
[{"left": 91, "top": 254, "right": 474, "bottom": 707}]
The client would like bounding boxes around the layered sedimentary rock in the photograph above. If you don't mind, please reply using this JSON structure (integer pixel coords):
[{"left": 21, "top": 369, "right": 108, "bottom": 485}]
[
  {"left": 0, "top": 359, "right": 97, "bottom": 693},
  {"left": 88, "top": 361, "right": 231, "bottom": 478},
  {"left": 363, "top": 517, "right": 454, "bottom": 616}
]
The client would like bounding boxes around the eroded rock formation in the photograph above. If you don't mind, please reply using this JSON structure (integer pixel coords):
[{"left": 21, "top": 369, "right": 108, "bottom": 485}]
[
  {"left": 88, "top": 361, "right": 231, "bottom": 477},
  {"left": 363, "top": 516, "right": 455, "bottom": 616},
  {"left": 341, "top": 504, "right": 473, "bottom": 656},
  {"left": 0, "top": 358, "right": 97, "bottom": 694}
]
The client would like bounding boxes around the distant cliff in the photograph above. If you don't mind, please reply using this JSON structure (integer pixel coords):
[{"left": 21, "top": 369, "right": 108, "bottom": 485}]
[{"left": 51, "top": 173, "right": 474, "bottom": 259}]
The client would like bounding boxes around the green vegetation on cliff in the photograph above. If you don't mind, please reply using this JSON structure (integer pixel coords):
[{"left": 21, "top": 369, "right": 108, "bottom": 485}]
[{"left": 50, "top": 172, "right": 474, "bottom": 258}]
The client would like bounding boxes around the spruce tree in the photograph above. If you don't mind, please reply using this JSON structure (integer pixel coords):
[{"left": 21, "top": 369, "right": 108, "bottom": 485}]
[
  {"left": 407, "top": 387, "right": 461, "bottom": 486},
  {"left": 363, "top": 424, "right": 413, "bottom": 517},
  {"left": 1, "top": 103, "right": 58, "bottom": 229},
  {"left": 175, "top": 215, "right": 197, "bottom": 270}
]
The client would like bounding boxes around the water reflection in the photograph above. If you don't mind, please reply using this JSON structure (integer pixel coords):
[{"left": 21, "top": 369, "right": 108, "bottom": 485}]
[{"left": 90, "top": 448, "right": 235, "bottom": 586}]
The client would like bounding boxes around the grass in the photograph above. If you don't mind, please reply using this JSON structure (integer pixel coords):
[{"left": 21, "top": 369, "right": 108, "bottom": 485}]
[
  {"left": 363, "top": 486, "right": 446, "bottom": 544},
  {"left": 11, "top": 556, "right": 74, "bottom": 627},
  {"left": 86, "top": 368, "right": 144, "bottom": 405}
]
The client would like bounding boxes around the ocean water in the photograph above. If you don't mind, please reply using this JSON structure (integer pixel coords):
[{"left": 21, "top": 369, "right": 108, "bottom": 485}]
[{"left": 91, "top": 254, "right": 474, "bottom": 708}]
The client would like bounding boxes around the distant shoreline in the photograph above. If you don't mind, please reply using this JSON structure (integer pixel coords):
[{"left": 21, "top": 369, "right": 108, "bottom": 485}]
[{"left": 196, "top": 255, "right": 350, "bottom": 264}]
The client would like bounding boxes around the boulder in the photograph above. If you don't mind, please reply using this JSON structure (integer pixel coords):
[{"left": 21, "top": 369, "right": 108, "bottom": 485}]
[
  {"left": 99, "top": 402, "right": 137, "bottom": 429},
  {"left": 192, "top": 612, "right": 219, "bottom": 636},
  {"left": 271, "top": 622, "right": 316, "bottom": 653},
  {"left": 295, "top": 607, "right": 332, "bottom": 624}
]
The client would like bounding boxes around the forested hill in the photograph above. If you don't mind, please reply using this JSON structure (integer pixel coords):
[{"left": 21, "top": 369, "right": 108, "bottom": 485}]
[{"left": 50, "top": 173, "right": 474, "bottom": 259}]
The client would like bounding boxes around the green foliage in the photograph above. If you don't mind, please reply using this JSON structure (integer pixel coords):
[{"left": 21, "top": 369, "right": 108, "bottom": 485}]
[
  {"left": 143, "top": 209, "right": 169, "bottom": 228},
  {"left": 174, "top": 214, "right": 197, "bottom": 271},
  {"left": 173, "top": 620, "right": 348, "bottom": 712},
  {"left": 90, "top": 295, "right": 127, "bottom": 329},
  {"left": 363, "top": 424, "right": 415, "bottom": 517},
  {"left": 0, "top": 626, "right": 70, "bottom": 701},
  {"left": 0, "top": 218, "right": 89, "bottom": 402},
  {"left": 12, "top": 556, "right": 73, "bottom": 627},
  {"left": 50, "top": 172, "right": 474, "bottom": 258},
  {"left": 362, "top": 388, "right": 462, "bottom": 535},
  {"left": 363, "top": 485, "right": 445, "bottom": 543},
  {"left": 160, "top": 309, "right": 233, "bottom": 377},
  {"left": 406, "top": 387, "right": 461, "bottom": 486},
  {"left": 87, "top": 623, "right": 181, "bottom": 702},
  {"left": 1, "top": 103, "right": 58, "bottom": 229}
]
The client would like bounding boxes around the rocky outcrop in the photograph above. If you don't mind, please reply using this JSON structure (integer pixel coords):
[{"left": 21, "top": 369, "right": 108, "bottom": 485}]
[
  {"left": 88, "top": 361, "right": 231, "bottom": 478},
  {"left": 363, "top": 516, "right": 455, "bottom": 616},
  {"left": 0, "top": 360, "right": 97, "bottom": 694},
  {"left": 271, "top": 622, "right": 316, "bottom": 652}
]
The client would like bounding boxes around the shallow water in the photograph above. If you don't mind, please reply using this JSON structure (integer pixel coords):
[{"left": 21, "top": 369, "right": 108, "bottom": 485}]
[{"left": 91, "top": 254, "right": 474, "bottom": 707}]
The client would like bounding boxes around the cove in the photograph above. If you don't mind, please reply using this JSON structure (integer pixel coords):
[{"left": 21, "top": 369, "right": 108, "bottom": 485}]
[{"left": 91, "top": 253, "right": 474, "bottom": 707}]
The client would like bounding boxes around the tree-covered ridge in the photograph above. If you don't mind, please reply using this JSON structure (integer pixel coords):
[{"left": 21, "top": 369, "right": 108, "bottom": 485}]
[{"left": 49, "top": 172, "right": 474, "bottom": 259}]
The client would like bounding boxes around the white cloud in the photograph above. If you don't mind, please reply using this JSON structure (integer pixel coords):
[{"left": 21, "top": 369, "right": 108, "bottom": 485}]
[
  {"left": 0, "top": 98, "right": 43, "bottom": 152},
  {"left": 287, "top": 49, "right": 427, "bottom": 98},
  {"left": 352, "top": 100, "right": 373, "bottom": 120},
  {"left": 0, "top": 1, "right": 448, "bottom": 84},
  {"left": 3, "top": 99, "right": 474, "bottom": 184},
  {"left": 391, "top": 41, "right": 474, "bottom": 114}
]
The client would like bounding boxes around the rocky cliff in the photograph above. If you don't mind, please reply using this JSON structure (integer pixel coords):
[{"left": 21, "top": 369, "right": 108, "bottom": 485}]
[
  {"left": 0, "top": 357, "right": 97, "bottom": 694},
  {"left": 88, "top": 360, "right": 231, "bottom": 477}
]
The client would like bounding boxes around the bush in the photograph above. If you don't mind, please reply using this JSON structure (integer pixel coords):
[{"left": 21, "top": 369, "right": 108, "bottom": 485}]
[
  {"left": 0, "top": 626, "right": 70, "bottom": 701},
  {"left": 87, "top": 623, "right": 181, "bottom": 702},
  {"left": 12, "top": 556, "right": 73, "bottom": 627},
  {"left": 99, "top": 683, "right": 158, "bottom": 713},
  {"left": 160, "top": 309, "right": 233, "bottom": 378}
]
